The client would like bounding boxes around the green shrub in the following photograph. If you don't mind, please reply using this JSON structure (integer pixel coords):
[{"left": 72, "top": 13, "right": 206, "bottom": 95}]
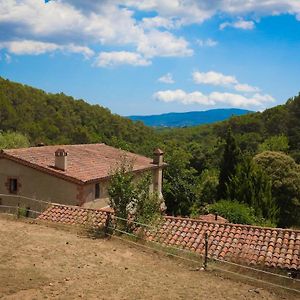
[
  {"left": 208, "top": 200, "right": 256, "bottom": 225},
  {"left": 208, "top": 200, "right": 276, "bottom": 226}
]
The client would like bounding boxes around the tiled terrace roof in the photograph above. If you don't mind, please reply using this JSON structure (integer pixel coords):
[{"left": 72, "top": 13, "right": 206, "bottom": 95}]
[
  {"left": 38, "top": 204, "right": 300, "bottom": 270},
  {"left": 38, "top": 204, "right": 110, "bottom": 226},
  {"left": 1, "top": 143, "right": 163, "bottom": 184}
]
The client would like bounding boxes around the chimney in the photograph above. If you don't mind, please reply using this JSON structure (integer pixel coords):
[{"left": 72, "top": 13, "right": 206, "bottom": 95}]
[
  {"left": 153, "top": 148, "right": 164, "bottom": 165},
  {"left": 55, "top": 148, "right": 68, "bottom": 171}
]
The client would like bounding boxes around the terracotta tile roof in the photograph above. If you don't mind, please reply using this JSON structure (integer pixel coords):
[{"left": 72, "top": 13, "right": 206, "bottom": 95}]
[
  {"left": 38, "top": 204, "right": 300, "bottom": 270},
  {"left": 1, "top": 143, "right": 163, "bottom": 184},
  {"left": 147, "top": 216, "right": 300, "bottom": 270},
  {"left": 38, "top": 204, "right": 110, "bottom": 227}
]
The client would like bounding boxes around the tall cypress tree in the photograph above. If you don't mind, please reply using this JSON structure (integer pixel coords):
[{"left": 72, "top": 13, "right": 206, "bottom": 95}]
[
  {"left": 217, "top": 128, "right": 242, "bottom": 200},
  {"left": 226, "top": 158, "right": 277, "bottom": 224}
]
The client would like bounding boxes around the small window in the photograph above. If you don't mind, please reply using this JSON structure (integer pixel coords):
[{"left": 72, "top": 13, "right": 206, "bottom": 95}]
[
  {"left": 9, "top": 179, "right": 18, "bottom": 194},
  {"left": 95, "top": 183, "right": 100, "bottom": 199}
]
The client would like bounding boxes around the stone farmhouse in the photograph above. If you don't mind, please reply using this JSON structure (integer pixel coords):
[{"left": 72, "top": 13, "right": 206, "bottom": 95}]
[{"left": 0, "top": 143, "right": 166, "bottom": 211}]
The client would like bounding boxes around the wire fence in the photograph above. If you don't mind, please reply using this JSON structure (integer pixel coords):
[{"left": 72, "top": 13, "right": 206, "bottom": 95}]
[
  {"left": 0, "top": 204, "right": 42, "bottom": 218},
  {"left": 0, "top": 193, "right": 51, "bottom": 205},
  {"left": 0, "top": 202, "right": 299, "bottom": 294},
  {"left": 106, "top": 214, "right": 300, "bottom": 294},
  {"left": 106, "top": 225, "right": 300, "bottom": 295}
]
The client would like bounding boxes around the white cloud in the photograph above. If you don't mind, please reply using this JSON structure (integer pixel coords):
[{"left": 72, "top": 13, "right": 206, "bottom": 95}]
[
  {"left": 220, "top": 19, "right": 255, "bottom": 30},
  {"left": 193, "top": 71, "right": 238, "bottom": 86},
  {"left": 153, "top": 89, "right": 214, "bottom": 105},
  {"left": 158, "top": 73, "right": 175, "bottom": 84},
  {"left": 153, "top": 89, "right": 274, "bottom": 108},
  {"left": 124, "top": 0, "right": 300, "bottom": 26},
  {"left": 141, "top": 16, "right": 175, "bottom": 29},
  {"left": 196, "top": 38, "right": 218, "bottom": 47},
  {"left": 137, "top": 30, "right": 193, "bottom": 58},
  {"left": 2, "top": 0, "right": 300, "bottom": 67},
  {"left": 234, "top": 83, "right": 260, "bottom": 93},
  {"left": 95, "top": 51, "right": 151, "bottom": 67},
  {"left": 0, "top": 1, "right": 194, "bottom": 66},
  {"left": 0, "top": 40, "right": 94, "bottom": 58},
  {"left": 192, "top": 70, "right": 261, "bottom": 93}
]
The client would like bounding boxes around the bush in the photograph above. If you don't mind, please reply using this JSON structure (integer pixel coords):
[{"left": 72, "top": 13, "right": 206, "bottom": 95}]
[
  {"left": 208, "top": 200, "right": 256, "bottom": 225},
  {"left": 108, "top": 157, "right": 162, "bottom": 230},
  {"left": 208, "top": 200, "right": 275, "bottom": 226}
]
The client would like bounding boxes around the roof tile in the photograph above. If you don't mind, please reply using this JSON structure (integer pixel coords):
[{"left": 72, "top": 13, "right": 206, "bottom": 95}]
[
  {"left": 38, "top": 206, "right": 300, "bottom": 270},
  {"left": 2, "top": 143, "right": 163, "bottom": 183}
]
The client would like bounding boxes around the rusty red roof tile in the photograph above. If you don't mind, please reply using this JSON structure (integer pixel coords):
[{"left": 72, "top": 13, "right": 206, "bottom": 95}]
[{"left": 38, "top": 204, "right": 300, "bottom": 270}]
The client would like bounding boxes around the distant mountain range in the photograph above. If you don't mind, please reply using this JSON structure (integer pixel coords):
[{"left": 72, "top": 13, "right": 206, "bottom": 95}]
[{"left": 128, "top": 108, "right": 254, "bottom": 127}]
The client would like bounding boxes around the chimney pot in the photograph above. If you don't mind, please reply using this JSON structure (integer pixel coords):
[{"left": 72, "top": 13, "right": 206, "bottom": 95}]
[
  {"left": 153, "top": 148, "right": 164, "bottom": 165},
  {"left": 55, "top": 148, "right": 68, "bottom": 171}
]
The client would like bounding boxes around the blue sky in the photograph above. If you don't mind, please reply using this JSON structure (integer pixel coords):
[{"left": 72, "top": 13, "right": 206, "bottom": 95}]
[{"left": 1, "top": 1, "right": 300, "bottom": 116}]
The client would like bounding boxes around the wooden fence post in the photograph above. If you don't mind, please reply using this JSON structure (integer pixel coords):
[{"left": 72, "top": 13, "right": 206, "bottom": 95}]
[
  {"left": 17, "top": 203, "right": 20, "bottom": 219},
  {"left": 203, "top": 232, "right": 208, "bottom": 270},
  {"left": 104, "top": 212, "right": 111, "bottom": 237}
]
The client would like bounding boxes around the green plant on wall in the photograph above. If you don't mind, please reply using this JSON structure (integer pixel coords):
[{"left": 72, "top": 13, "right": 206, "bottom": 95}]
[{"left": 108, "top": 157, "right": 162, "bottom": 231}]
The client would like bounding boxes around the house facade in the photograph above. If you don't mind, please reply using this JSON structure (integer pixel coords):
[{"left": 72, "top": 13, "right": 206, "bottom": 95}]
[{"left": 0, "top": 143, "right": 166, "bottom": 212}]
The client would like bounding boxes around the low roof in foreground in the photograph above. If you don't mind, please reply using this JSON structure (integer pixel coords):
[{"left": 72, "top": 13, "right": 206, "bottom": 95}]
[{"left": 1, "top": 143, "right": 163, "bottom": 184}]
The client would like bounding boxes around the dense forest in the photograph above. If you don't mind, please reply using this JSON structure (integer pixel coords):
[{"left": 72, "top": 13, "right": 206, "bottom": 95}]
[
  {"left": 0, "top": 77, "right": 299, "bottom": 228},
  {"left": 0, "top": 77, "right": 159, "bottom": 156}
]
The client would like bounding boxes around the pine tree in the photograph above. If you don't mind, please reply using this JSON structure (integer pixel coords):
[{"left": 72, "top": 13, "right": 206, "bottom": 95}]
[{"left": 217, "top": 128, "right": 242, "bottom": 200}]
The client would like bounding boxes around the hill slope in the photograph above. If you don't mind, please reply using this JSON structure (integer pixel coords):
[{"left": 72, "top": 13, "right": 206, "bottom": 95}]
[
  {"left": 0, "top": 77, "right": 158, "bottom": 155},
  {"left": 128, "top": 108, "right": 253, "bottom": 127}
]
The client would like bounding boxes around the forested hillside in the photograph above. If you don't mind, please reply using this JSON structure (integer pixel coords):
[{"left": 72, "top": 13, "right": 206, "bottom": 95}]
[
  {"left": 0, "top": 77, "right": 158, "bottom": 155},
  {"left": 0, "top": 77, "right": 299, "bottom": 228},
  {"left": 128, "top": 108, "right": 252, "bottom": 127}
]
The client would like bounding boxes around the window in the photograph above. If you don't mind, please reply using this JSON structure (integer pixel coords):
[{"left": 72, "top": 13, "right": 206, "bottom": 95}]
[
  {"left": 9, "top": 179, "right": 18, "bottom": 194},
  {"left": 95, "top": 183, "right": 100, "bottom": 199}
]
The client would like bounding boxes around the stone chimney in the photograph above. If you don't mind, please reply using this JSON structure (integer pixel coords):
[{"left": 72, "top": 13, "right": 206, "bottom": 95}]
[
  {"left": 55, "top": 148, "right": 68, "bottom": 171},
  {"left": 153, "top": 148, "right": 164, "bottom": 165}
]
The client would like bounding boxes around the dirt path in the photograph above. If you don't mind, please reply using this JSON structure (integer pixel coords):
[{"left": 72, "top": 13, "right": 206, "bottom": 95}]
[{"left": 0, "top": 216, "right": 294, "bottom": 299}]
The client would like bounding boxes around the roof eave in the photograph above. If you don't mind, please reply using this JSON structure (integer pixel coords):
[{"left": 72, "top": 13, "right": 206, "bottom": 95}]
[
  {"left": 0, "top": 152, "right": 85, "bottom": 185},
  {"left": 83, "top": 163, "right": 167, "bottom": 185}
]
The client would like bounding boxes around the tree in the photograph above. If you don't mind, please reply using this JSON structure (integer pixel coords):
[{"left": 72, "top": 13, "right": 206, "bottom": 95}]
[
  {"left": 0, "top": 131, "right": 30, "bottom": 149},
  {"left": 254, "top": 151, "right": 300, "bottom": 227},
  {"left": 226, "top": 158, "right": 277, "bottom": 224},
  {"left": 108, "top": 157, "right": 161, "bottom": 229},
  {"left": 163, "top": 145, "right": 198, "bottom": 216},
  {"left": 108, "top": 158, "right": 137, "bottom": 229},
  {"left": 217, "top": 128, "right": 242, "bottom": 200},
  {"left": 258, "top": 134, "right": 289, "bottom": 153}
]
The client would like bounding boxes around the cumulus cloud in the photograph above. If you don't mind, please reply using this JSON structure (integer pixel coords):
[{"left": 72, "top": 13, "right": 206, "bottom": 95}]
[
  {"left": 234, "top": 83, "right": 260, "bottom": 93},
  {"left": 192, "top": 70, "right": 260, "bottom": 93},
  {"left": 193, "top": 71, "right": 238, "bottom": 86},
  {"left": 0, "top": 40, "right": 94, "bottom": 58},
  {"left": 153, "top": 89, "right": 274, "bottom": 108},
  {"left": 220, "top": 19, "right": 255, "bottom": 30},
  {"left": 2, "top": 0, "right": 300, "bottom": 66},
  {"left": 141, "top": 16, "right": 175, "bottom": 29},
  {"left": 137, "top": 30, "right": 193, "bottom": 58},
  {"left": 0, "top": 0, "right": 192, "bottom": 65},
  {"left": 196, "top": 38, "right": 218, "bottom": 47},
  {"left": 95, "top": 51, "right": 151, "bottom": 67},
  {"left": 158, "top": 73, "right": 175, "bottom": 84},
  {"left": 124, "top": 0, "right": 300, "bottom": 25}
]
